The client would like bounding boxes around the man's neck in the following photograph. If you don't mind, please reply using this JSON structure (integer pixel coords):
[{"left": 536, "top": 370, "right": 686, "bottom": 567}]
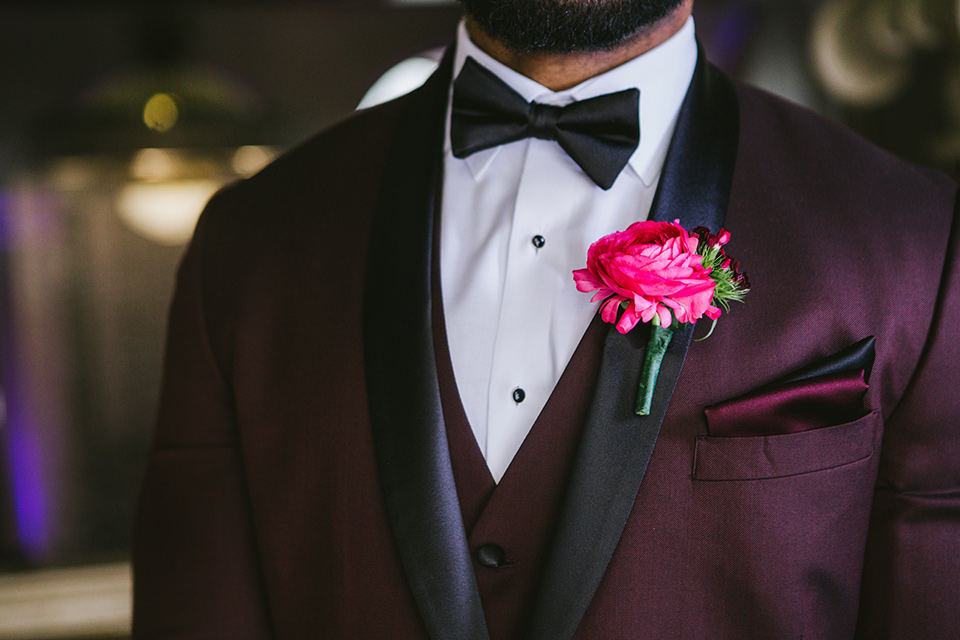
[{"left": 464, "top": 0, "right": 693, "bottom": 92}]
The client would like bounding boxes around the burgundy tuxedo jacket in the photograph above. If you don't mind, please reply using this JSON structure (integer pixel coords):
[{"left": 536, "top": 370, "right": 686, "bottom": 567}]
[{"left": 133, "top": 50, "right": 960, "bottom": 639}]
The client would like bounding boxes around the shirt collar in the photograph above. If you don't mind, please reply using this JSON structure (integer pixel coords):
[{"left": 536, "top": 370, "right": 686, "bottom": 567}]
[{"left": 447, "top": 17, "right": 698, "bottom": 187}]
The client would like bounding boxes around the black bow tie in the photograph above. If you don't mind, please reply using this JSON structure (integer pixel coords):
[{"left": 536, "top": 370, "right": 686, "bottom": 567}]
[{"left": 450, "top": 57, "right": 640, "bottom": 190}]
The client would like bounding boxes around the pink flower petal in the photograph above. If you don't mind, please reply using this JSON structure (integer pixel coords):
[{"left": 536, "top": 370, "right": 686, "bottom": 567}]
[
  {"left": 575, "top": 220, "right": 739, "bottom": 333},
  {"left": 573, "top": 268, "right": 603, "bottom": 292},
  {"left": 599, "top": 297, "right": 624, "bottom": 324},
  {"left": 616, "top": 307, "right": 641, "bottom": 334},
  {"left": 589, "top": 289, "right": 613, "bottom": 304},
  {"left": 656, "top": 305, "right": 673, "bottom": 328}
]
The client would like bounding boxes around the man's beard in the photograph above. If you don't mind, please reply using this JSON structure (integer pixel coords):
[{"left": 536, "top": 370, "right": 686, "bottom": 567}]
[{"left": 459, "top": 0, "right": 686, "bottom": 54}]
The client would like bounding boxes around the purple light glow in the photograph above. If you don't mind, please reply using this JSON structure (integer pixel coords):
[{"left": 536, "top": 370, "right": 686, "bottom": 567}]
[
  {"left": 0, "top": 193, "right": 10, "bottom": 249},
  {"left": 707, "top": 3, "right": 762, "bottom": 74},
  {"left": 0, "top": 190, "right": 52, "bottom": 560},
  {"left": 3, "top": 410, "right": 49, "bottom": 559}
]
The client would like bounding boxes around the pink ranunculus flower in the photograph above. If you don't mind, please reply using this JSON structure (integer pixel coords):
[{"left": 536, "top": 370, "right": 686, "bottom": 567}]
[{"left": 573, "top": 220, "right": 721, "bottom": 334}]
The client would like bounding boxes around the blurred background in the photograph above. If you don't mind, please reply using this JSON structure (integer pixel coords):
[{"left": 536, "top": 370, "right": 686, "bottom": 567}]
[{"left": 0, "top": 0, "right": 957, "bottom": 637}]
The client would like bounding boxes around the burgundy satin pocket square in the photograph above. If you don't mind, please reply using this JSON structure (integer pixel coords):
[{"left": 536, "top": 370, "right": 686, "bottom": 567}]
[{"left": 704, "top": 369, "right": 868, "bottom": 437}]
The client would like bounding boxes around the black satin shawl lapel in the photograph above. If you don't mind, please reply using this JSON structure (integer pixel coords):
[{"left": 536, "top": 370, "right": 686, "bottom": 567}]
[
  {"left": 525, "top": 54, "right": 740, "bottom": 640},
  {"left": 363, "top": 51, "right": 490, "bottom": 640}
]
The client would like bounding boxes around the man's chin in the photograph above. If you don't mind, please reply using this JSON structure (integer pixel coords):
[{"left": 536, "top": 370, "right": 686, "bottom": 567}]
[{"left": 459, "top": 0, "right": 686, "bottom": 55}]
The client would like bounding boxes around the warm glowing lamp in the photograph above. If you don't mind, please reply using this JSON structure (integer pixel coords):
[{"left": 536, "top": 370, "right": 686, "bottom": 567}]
[{"left": 33, "top": 17, "right": 280, "bottom": 246}]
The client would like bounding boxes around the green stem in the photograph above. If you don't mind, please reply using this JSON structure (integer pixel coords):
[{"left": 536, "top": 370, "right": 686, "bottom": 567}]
[{"left": 636, "top": 325, "right": 674, "bottom": 416}]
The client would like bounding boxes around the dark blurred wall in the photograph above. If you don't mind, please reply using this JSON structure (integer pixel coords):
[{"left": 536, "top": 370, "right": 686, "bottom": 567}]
[{"left": 0, "top": 3, "right": 462, "bottom": 178}]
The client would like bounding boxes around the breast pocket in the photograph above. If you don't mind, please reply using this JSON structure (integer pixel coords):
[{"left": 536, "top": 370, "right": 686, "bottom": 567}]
[{"left": 692, "top": 410, "right": 882, "bottom": 481}]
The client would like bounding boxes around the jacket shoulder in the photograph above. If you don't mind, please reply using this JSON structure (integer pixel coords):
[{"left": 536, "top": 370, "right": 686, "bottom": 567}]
[
  {"left": 214, "top": 97, "right": 409, "bottom": 217},
  {"left": 178, "top": 91, "right": 434, "bottom": 369},
  {"left": 731, "top": 81, "right": 957, "bottom": 214}
]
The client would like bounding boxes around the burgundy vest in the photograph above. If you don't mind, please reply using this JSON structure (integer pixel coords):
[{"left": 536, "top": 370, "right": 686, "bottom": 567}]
[{"left": 432, "top": 294, "right": 607, "bottom": 640}]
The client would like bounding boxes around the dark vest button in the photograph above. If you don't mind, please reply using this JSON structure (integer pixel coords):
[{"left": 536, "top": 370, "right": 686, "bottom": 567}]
[
  {"left": 476, "top": 544, "right": 507, "bottom": 568},
  {"left": 531, "top": 235, "right": 546, "bottom": 249},
  {"left": 512, "top": 388, "right": 525, "bottom": 403}
]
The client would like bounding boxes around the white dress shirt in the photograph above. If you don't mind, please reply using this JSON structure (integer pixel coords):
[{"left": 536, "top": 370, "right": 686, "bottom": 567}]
[{"left": 440, "top": 18, "right": 698, "bottom": 482}]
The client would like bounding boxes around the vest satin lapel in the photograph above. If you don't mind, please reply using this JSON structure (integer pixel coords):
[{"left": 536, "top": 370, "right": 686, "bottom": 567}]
[
  {"left": 526, "top": 54, "right": 740, "bottom": 640},
  {"left": 363, "top": 51, "right": 490, "bottom": 640}
]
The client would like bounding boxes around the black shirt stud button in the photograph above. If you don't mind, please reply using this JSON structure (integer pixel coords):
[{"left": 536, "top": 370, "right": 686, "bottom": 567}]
[
  {"left": 531, "top": 235, "right": 546, "bottom": 249},
  {"left": 476, "top": 544, "right": 507, "bottom": 568},
  {"left": 512, "top": 388, "right": 526, "bottom": 403}
]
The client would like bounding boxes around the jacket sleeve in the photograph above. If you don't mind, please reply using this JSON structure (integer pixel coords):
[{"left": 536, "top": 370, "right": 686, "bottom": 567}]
[
  {"left": 856, "top": 192, "right": 960, "bottom": 638},
  {"left": 132, "top": 200, "right": 272, "bottom": 639}
]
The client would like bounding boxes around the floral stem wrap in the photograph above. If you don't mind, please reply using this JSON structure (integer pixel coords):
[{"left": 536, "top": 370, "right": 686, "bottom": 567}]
[{"left": 637, "top": 325, "right": 673, "bottom": 415}]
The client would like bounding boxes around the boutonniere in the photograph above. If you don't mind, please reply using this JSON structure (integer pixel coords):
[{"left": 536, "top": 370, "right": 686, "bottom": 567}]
[{"left": 573, "top": 220, "right": 750, "bottom": 415}]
